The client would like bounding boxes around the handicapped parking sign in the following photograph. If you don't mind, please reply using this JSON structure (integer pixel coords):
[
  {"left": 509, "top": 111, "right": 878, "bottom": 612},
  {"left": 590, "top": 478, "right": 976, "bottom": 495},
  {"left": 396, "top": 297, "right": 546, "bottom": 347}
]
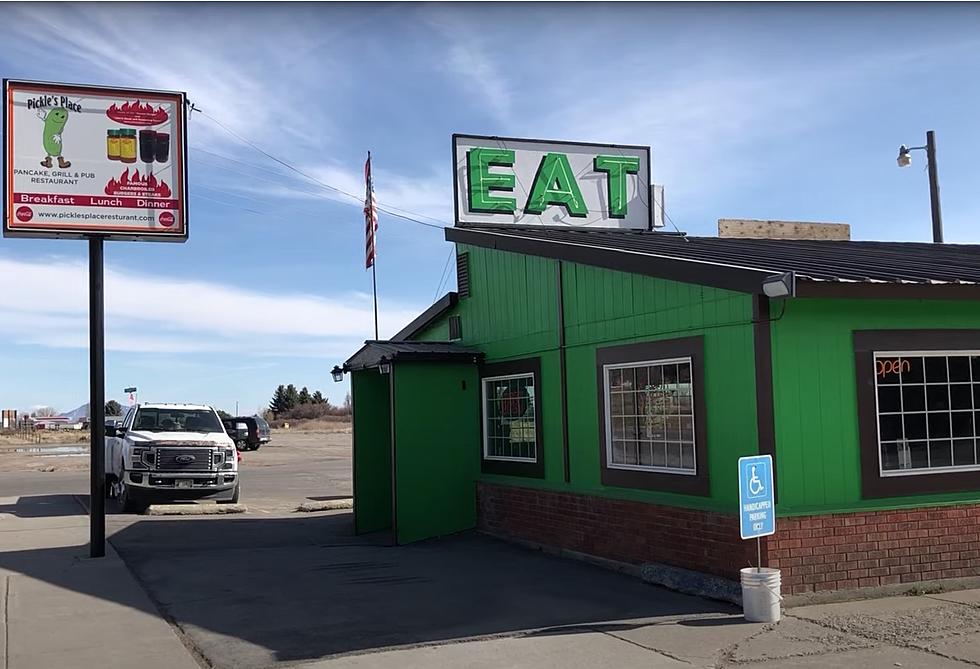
[{"left": 738, "top": 455, "right": 775, "bottom": 540}]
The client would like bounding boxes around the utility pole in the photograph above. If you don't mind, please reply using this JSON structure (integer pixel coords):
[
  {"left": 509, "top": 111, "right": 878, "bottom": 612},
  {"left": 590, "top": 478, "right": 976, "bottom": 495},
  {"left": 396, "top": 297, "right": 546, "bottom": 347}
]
[
  {"left": 897, "top": 130, "right": 943, "bottom": 243},
  {"left": 925, "top": 131, "right": 943, "bottom": 244}
]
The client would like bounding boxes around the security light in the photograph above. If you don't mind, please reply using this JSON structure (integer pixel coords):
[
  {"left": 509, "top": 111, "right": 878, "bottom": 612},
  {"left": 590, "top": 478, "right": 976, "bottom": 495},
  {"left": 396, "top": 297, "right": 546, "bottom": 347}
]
[
  {"left": 762, "top": 272, "right": 795, "bottom": 299},
  {"left": 331, "top": 366, "right": 344, "bottom": 383},
  {"left": 897, "top": 145, "right": 912, "bottom": 168}
]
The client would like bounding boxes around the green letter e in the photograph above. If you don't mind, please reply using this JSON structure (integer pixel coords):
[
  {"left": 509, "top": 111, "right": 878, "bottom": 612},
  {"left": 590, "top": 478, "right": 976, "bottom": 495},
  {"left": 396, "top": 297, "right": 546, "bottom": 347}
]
[{"left": 467, "top": 147, "right": 517, "bottom": 214}]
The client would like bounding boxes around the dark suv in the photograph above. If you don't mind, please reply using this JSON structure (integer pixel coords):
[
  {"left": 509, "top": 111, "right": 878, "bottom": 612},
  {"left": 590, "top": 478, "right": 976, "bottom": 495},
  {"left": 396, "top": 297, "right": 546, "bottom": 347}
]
[{"left": 223, "top": 415, "right": 271, "bottom": 451}]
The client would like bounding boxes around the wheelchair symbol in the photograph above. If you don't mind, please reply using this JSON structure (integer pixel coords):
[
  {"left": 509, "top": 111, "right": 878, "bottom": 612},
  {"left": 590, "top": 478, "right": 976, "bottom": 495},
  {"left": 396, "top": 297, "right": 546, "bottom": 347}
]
[{"left": 747, "top": 465, "right": 766, "bottom": 498}]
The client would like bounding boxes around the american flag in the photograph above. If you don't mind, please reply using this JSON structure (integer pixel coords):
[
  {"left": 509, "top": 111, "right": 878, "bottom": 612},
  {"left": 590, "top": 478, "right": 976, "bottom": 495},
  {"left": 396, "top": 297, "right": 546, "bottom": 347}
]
[{"left": 364, "top": 152, "right": 378, "bottom": 269}]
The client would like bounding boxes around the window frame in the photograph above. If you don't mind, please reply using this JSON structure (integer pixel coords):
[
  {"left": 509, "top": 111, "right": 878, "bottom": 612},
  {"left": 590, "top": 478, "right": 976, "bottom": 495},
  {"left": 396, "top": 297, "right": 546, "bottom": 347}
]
[
  {"left": 480, "top": 358, "right": 544, "bottom": 478},
  {"left": 596, "top": 336, "right": 709, "bottom": 496},
  {"left": 602, "top": 355, "right": 698, "bottom": 476},
  {"left": 855, "top": 330, "right": 980, "bottom": 498}
]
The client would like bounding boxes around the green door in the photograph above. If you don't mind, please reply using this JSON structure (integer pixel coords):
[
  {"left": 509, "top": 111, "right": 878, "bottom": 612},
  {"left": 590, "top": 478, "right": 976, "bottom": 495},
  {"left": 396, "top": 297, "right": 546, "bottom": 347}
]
[
  {"left": 391, "top": 361, "right": 480, "bottom": 544},
  {"left": 351, "top": 369, "right": 392, "bottom": 535}
]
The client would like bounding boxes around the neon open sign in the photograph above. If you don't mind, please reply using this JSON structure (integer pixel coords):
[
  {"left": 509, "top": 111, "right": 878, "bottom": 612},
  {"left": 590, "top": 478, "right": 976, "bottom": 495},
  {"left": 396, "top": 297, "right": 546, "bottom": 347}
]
[{"left": 877, "top": 358, "right": 911, "bottom": 378}]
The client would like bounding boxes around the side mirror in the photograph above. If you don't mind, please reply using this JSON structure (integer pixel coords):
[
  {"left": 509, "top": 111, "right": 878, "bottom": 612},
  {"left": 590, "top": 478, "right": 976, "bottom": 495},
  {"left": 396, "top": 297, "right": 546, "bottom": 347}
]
[
  {"left": 106, "top": 426, "right": 116, "bottom": 438},
  {"left": 117, "top": 426, "right": 128, "bottom": 436}
]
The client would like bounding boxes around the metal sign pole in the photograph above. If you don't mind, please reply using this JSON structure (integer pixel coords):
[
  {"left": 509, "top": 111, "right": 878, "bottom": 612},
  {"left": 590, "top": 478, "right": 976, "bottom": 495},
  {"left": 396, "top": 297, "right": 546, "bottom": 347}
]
[{"left": 89, "top": 237, "right": 106, "bottom": 558}]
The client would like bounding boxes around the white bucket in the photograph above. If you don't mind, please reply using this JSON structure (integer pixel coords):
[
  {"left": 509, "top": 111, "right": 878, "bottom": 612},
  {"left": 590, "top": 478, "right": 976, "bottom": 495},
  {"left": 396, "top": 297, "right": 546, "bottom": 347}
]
[{"left": 740, "top": 567, "right": 782, "bottom": 623}]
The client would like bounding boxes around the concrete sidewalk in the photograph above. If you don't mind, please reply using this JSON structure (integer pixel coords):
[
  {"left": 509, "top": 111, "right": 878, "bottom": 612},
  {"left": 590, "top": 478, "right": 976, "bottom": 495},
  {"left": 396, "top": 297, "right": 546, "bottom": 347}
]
[
  {"left": 7, "top": 491, "right": 980, "bottom": 668},
  {"left": 0, "top": 494, "right": 199, "bottom": 669}
]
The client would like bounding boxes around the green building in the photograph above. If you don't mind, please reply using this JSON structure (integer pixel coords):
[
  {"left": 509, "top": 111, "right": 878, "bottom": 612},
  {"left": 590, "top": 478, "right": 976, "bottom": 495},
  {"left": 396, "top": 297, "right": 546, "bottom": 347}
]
[{"left": 344, "top": 138, "right": 980, "bottom": 598}]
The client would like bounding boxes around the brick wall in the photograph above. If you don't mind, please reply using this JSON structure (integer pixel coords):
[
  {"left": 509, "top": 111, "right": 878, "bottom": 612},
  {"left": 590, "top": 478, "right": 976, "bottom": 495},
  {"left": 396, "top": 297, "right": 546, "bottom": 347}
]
[
  {"left": 477, "top": 482, "right": 754, "bottom": 580},
  {"left": 479, "top": 482, "right": 980, "bottom": 594},
  {"left": 770, "top": 506, "right": 980, "bottom": 595}
]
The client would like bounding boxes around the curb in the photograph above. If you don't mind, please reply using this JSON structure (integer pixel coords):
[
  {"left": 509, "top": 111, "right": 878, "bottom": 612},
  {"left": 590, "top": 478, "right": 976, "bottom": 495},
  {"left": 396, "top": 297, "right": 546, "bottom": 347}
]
[
  {"left": 295, "top": 498, "right": 353, "bottom": 513},
  {"left": 145, "top": 503, "right": 247, "bottom": 516}
]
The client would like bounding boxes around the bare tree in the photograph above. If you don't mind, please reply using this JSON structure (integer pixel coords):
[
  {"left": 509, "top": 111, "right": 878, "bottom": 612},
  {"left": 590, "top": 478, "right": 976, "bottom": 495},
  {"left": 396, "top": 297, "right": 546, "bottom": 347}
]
[{"left": 32, "top": 406, "right": 59, "bottom": 418}]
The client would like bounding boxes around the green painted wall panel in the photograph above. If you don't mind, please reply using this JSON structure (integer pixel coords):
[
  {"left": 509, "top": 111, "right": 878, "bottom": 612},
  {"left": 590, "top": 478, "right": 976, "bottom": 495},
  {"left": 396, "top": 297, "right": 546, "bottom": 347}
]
[
  {"left": 410, "top": 244, "right": 762, "bottom": 513},
  {"left": 351, "top": 370, "right": 392, "bottom": 534},
  {"left": 771, "top": 298, "right": 980, "bottom": 514},
  {"left": 392, "top": 362, "right": 480, "bottom": 544}
]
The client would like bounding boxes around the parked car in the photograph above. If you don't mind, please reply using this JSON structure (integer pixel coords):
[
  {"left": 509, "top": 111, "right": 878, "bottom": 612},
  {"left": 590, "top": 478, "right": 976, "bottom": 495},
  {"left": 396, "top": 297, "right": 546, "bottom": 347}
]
[
  {"left": 105, "top": 403, "right": 240, "bottom": 513},
  {"left": 222, "top": 415, "right": 271, "bottom": 451}
]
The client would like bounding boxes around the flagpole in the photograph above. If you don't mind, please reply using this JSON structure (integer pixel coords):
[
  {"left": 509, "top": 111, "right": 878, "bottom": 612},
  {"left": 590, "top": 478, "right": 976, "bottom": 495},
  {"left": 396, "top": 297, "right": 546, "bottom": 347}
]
[{"left": 371, "top": 262, "right": 379, "bottom": 340}]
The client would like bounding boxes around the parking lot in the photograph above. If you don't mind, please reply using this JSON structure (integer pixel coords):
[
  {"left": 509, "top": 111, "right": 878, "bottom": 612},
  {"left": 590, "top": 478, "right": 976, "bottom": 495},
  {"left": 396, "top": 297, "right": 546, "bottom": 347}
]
[{"left": 0, "top": 427, "right": 352, "bottom": 513}]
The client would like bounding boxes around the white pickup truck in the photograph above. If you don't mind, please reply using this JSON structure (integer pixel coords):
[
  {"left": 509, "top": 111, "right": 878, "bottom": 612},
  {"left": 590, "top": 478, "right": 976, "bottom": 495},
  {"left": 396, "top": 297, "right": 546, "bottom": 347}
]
[{"left": 105, "top": 403, "right": 240, "bottom": 512}]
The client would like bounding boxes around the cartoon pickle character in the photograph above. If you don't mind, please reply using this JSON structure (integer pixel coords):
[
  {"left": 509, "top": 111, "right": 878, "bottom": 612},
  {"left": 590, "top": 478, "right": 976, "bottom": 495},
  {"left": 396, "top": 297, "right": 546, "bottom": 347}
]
[{"left": 39, "top": 107, "right": 71, "bottom": 169}]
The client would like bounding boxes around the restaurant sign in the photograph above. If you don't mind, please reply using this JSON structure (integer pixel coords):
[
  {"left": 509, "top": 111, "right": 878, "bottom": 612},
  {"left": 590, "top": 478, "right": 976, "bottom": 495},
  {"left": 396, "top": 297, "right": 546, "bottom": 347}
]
[
  {"left": 453, "top": 134, "right": 653, "bottom": 230},
  {"left": 3, "top": 80, "right": 187, "bottom": 241}
]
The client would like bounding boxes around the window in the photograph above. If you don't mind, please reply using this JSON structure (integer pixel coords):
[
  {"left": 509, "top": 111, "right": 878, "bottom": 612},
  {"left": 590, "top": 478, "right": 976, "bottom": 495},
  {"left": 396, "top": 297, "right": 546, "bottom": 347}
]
[
  {"left": 855, "top": 330, "right": 980, "bottom": 498},
  {"left": 449, "top": 315, "right": 463, "bottom": 341},
  {"left": 604, "top": 358, "right": 696, "bottom": 474},
  {"left": 875, "top": 352, "right": 980, "bottom": 475},
  {"left": 133, "top": 408, "right": 223, "bottom": 433},
  {"left": 597, "top": 336, "right": 709, "bottom": 495},
  {"left": 480, "top": 358, "right": 543, "bottom": 477}
]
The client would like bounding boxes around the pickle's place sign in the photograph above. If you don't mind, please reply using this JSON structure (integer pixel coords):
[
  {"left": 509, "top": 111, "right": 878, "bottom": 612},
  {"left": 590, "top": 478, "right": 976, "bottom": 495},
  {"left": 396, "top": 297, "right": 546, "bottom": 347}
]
[
  {"left": 453, "top": 134, "right": 653, "bottom": 230},
  {"left": 3, "top": 80, "right": 187, "bottom": 241}
]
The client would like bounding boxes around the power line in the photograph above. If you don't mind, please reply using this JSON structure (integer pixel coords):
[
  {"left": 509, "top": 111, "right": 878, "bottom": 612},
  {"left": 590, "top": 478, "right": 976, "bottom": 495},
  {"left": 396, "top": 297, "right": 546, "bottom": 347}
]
[
  {"left": 190, "top": 106, "right": 449, "bottom": 230},
  {"left": 433, "top": 248, "right": 455, "bottom": 301}
]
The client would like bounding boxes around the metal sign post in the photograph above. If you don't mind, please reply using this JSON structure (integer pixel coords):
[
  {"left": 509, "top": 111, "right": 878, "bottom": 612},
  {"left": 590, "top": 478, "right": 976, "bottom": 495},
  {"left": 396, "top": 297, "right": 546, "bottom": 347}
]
[
  {"left": 738, "top": 455, "right": 775, "bottom": 570},
  {"left": 89, "top": 238, "right": 106, "bottom": 557}
]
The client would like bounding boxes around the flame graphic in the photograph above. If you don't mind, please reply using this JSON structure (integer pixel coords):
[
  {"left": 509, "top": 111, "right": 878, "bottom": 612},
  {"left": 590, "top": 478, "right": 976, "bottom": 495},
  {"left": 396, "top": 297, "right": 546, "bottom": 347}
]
[
  {"left": 105, "top": 100, "right": 169, "bottom": 126},
  {"left": 104, "top": 168, "right": 172, "bottom": 198}
]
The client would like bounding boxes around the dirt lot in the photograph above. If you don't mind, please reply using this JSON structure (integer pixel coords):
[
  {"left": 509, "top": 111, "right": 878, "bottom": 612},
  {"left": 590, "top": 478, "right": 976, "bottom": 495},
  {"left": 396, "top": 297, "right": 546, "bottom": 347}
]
[{"left": 0, "top": 426, "right": 351, "bottom": 478}]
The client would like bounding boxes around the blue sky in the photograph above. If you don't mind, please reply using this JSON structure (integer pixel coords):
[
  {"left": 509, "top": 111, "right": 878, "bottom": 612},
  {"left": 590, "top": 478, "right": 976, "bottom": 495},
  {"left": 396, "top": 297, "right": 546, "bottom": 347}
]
[{"left": 2, "top": 3, "right": 980, "bottom": 416}]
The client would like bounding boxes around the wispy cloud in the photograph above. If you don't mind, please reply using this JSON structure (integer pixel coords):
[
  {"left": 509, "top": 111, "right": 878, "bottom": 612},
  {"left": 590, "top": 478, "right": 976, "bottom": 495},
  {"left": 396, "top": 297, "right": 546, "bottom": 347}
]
[
  {"left": 1, "top": 4, "right": 337, "bottom": 149},
  {"left": 0, "top": 256, "right": 423, "bottom": 356},
  {"left": 423, "top": 9, "right": 514, "bottom": 125}
]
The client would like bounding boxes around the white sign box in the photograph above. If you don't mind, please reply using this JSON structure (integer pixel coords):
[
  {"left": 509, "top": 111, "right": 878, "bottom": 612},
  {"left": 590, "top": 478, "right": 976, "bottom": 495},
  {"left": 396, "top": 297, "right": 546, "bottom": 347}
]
[
  {"left": 453, "top": 134, "right": 652, "bottom": 230},
  {"left": 3, "top": 80, "right": 187, "bottom": 241}
]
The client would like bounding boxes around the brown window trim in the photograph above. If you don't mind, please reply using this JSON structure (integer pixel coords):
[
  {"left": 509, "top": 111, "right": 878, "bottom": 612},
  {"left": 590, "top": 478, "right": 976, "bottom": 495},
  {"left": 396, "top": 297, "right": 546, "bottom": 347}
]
[
  {"left": 596, "top": 336, "right": 709, "bottom": 496},
  {"left": 480, "top": 357, "right": 544, "bottom": 478},
  {"left": 855, "top": 329, "right": 980, "bottom": 498}
]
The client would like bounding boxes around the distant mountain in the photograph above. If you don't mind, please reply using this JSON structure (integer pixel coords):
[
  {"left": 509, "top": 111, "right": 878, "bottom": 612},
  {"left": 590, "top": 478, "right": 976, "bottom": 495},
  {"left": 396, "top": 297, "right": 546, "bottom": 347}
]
[{"left": 61, "top": 403, "right": 89, "bottom": 422}]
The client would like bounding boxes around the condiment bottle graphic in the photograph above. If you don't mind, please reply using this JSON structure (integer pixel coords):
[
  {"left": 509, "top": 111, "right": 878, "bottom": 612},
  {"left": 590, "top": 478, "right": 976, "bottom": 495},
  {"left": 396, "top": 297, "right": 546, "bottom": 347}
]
[
  {"left": 106, "top": 130, "right": 120, "bottom": 161},
  {"left": 119, "top": 129, "right": 137, "bottom": 164}
]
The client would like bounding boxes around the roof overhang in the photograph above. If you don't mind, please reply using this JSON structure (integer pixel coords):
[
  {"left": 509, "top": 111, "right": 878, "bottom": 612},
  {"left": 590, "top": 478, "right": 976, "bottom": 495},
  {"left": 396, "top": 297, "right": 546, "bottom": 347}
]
[
  {"left": 344, "top": 341, "right": 483, "bottom": 372},
  {"left": 446, "top": 226, "right": 773, "bottom": 295}
]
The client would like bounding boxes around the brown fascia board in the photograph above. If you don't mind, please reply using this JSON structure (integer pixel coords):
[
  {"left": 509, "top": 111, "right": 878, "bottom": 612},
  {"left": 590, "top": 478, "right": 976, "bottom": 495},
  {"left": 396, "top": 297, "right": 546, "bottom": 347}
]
[{"left": 446, "top": 226, "right": 771, "bottom": 294}]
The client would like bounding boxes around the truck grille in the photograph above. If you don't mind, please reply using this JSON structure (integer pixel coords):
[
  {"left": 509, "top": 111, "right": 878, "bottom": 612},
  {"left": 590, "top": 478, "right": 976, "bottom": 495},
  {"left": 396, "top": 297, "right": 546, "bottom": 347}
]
[{"left": 155, "top": 448, "right": 213, "bottom": 471}]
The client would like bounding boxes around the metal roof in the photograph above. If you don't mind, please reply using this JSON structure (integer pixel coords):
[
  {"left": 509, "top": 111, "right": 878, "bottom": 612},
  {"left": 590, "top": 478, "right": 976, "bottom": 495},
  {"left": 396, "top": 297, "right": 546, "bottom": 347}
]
[
  {"left": 344, "top": 341, "right": 483, "bottom": 371},
  {"left": 446, "top": 226, "right": 980, "bottom": 297}
]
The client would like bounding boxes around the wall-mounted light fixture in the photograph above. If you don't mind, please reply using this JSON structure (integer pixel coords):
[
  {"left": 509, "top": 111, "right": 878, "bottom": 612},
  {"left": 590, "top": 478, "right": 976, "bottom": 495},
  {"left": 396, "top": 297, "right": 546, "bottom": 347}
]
[
  {"left": 378, "top": 357, "right": 391, "bottom": 375},
  {"left": 762, "top": 271, "right": 795, "bottom": 299},
  {"left": 331, "top": 365, "right": 344, "bottom": 383}
]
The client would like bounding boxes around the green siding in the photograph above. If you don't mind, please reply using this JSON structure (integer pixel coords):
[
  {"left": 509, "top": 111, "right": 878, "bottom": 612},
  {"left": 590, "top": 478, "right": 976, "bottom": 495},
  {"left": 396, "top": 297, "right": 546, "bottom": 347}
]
[
  {"left": 414, "top": 244, "right": 762, "bottom": 513},
  {"left": 771, "top": 298, "right": 980, "bottom": 515},
  {"left": 392, "top": 362, "right": 480, "bottom": 543},
  {"left": 351, "top": 369, "right": 391, "bottom": 534}
]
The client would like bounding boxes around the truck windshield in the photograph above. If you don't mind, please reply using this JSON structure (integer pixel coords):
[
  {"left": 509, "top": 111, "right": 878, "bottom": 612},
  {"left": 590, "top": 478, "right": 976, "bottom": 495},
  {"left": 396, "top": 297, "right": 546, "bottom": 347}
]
[{"left": 132, "top": 408, "right": 223, "bottom": 433}]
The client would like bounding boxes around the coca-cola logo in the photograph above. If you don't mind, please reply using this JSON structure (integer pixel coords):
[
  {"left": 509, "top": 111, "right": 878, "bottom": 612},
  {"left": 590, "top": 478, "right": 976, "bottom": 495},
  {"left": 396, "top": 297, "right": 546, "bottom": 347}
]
[
  {"left": 15, "top": 206, "right": 33, "bottom": 222},
  {"left": 159, "top": 212, "right": 175, "bottom": 228},
  {"left": 106, "top": 100, "right": 169, "bottom": 126}
]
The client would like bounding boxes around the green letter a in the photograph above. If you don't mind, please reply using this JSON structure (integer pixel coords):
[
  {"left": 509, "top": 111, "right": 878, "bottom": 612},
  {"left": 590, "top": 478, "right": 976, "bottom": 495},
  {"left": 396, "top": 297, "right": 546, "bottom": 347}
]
[{"left": 525, "top": 152, "right": 588, "bottom": 218}]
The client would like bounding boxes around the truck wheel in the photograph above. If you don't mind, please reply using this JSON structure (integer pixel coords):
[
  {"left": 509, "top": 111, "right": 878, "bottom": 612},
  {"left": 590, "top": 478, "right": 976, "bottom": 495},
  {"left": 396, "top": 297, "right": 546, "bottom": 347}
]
[
  {"left": 219, "top": 482, "right": 241, "bottom": 505},
  {"left": 236, "top": 440, "right": 246, "bottom": 450},
  {"left": 117, "top": 479, "right": 146, "bottom": 514}
]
